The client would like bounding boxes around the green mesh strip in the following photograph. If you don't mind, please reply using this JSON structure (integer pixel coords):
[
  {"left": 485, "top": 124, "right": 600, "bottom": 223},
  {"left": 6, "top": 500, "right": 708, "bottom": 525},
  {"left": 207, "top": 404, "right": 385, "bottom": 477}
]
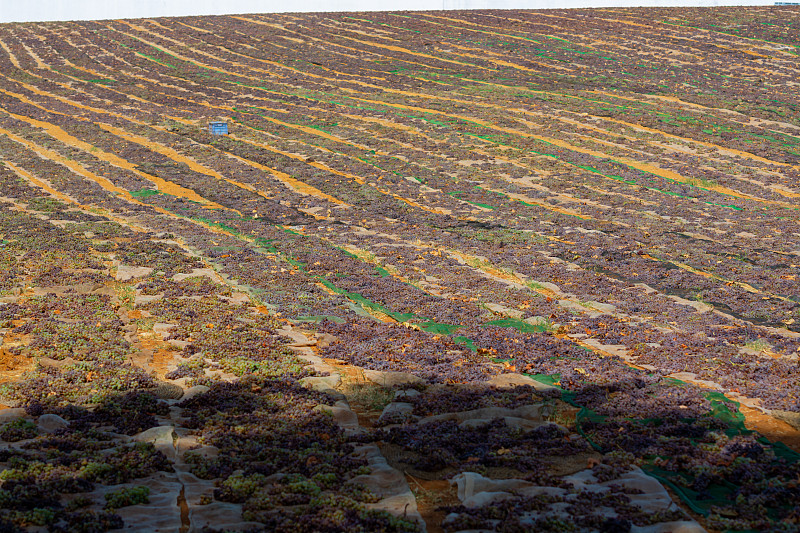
[{"left": 523, "top": 372, "right": 800, "bottom": 524}]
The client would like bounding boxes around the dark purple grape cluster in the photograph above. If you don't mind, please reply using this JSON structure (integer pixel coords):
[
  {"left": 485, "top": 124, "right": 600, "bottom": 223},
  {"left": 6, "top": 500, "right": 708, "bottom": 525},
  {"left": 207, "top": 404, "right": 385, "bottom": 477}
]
[
  {"left": 0, "top": 419, "right": 38, "bottom": 442},
  {"left": 0, "top": 423, "right": 169, "bottom": 531},
  {"left": 318, "top": 319, "right": 499, "bottom": 383},
  {"left": 103, "top": 486, "right": 150, "bottom": 509},
  {"left": 115, "top": 240, "right": 204, "bottom": 275},
  {"left": 49, "top": 510, "right": 124, "bottom": 533},
  {"left": 406, "top": 384, "right": 543, "bottom": 417},
  {"left": 164, "top": 360, "right": 206, "bottom": 380},
  {"left": 9, "top": 293, "right": 119, "bottom": 323},
  {"left": 464, "top": 326, "right": 587, "bottom": 363},
  {"left": 591, "top": 451, "right": 639, "bottom": 483},
  {"left": 144, "top": 295, "right": 311, "bottom": 379},
  {"left": 243, "top": 493, "right": 420, "bottom": 533},
  {"left": 19, "top": 320, "right": 130, "bottom": 362},
  {"left": 137, "top": 275, "right": 230, "bottom": 297},
  {"left": 362, "top": 419, "right": 589, "bottom": 477},
  {"left": 1, "top": 362, "right": 157, "bottom": 406},
  {"left": 179, "top": 376, "right": 423, "bottom": 532},
  {"left": 440, "top": 486, "right": 687, "bottom": 533},
  {"left": 75, "top": 391, "right": 170, "bottom": 435}
]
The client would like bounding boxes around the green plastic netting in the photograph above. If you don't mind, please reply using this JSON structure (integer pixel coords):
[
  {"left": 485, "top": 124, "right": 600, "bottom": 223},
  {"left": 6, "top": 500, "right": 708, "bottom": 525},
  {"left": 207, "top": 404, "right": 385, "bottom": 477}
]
[{"left": 524, "top": 373, "right": 800, "bottom": 525}]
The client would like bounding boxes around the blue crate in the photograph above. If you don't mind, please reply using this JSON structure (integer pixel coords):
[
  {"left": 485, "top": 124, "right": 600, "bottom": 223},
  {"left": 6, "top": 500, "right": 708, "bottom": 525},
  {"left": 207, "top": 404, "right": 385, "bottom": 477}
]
[{"left": 209, "top": 121, "right": 228, "bottom": 135}]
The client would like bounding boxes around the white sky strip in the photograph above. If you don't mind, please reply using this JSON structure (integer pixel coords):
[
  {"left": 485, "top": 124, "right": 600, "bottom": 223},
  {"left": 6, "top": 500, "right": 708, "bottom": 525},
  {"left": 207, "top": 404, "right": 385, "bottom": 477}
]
[{"left": 0, "top": 0, "right": 784, "bottom": 23}]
